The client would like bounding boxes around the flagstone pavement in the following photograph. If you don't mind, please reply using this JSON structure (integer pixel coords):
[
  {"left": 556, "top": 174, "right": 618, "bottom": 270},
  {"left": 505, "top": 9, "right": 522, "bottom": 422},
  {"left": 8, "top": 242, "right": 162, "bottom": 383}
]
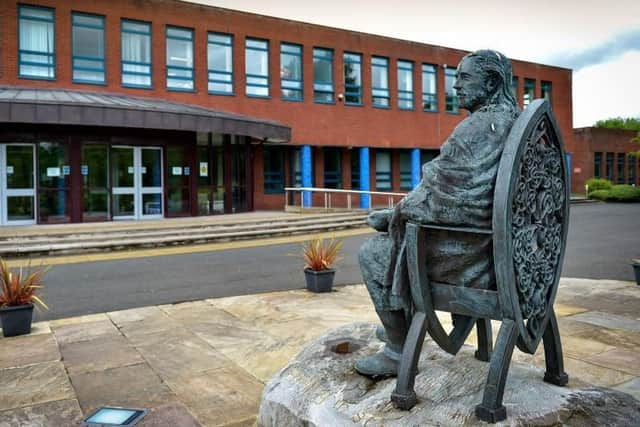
[{"left": 0, "top": 278, "right": 638, "bottom": 426}]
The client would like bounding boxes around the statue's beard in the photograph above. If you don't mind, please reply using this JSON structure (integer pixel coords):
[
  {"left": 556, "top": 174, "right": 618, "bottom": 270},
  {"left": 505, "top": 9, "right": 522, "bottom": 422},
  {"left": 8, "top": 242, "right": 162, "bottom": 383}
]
[{"left": 459, "top": 89, "right": 490, "bottom": 112}]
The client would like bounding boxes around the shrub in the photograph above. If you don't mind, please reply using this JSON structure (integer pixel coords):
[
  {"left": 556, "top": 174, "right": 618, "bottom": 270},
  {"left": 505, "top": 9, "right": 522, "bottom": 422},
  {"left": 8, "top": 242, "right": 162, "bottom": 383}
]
[
  {"left": 302, "top": 237, "right": 342, "bottom": 271},
  {"left": 609, "top": 185, "right": 640, "bottom": 202},
  {"left": 585, "top": 178, "right": 612, "bottom": 193},
  {"left": 588, "top": 190, "right": 612, "bottom": 201},
  {"left": 0, "top": 258, "right": 49, "bottom": 309}
]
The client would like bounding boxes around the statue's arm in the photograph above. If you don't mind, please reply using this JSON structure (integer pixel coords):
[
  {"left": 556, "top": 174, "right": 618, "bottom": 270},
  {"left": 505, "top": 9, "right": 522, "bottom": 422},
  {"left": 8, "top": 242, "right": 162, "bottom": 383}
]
[{"left": 366, "top": 208, "right": 393, "bottom": 232}]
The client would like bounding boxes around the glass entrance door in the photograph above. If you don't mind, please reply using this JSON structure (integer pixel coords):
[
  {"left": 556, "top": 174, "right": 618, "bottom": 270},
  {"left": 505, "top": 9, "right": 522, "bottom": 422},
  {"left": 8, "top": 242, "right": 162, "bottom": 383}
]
[
  {"left": 0, "top": 144, "right": 36, "bottom": 225},
  {"left": 111, "top": 146, "right": 163, "bottom": 220}
]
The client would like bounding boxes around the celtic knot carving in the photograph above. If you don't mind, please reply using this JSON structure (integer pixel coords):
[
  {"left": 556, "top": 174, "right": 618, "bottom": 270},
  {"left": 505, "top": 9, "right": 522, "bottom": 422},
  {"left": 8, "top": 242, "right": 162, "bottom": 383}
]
[{"left": 512, "top": 118, "right": 565, "bottom": 337}]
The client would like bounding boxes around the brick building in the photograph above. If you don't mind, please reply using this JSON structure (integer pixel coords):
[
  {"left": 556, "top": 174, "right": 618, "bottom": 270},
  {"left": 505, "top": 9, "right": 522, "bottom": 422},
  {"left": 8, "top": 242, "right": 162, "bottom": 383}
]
[
  {"left": 0, "top": 0, "right": 574, "bottom": 225},
  {"left": 572, "top": 127, "right": 639, "bottom": 192}
]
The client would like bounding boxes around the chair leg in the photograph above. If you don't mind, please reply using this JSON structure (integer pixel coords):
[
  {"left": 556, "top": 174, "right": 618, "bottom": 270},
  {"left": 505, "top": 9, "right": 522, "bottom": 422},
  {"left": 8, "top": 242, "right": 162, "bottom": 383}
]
[
  {"left": 391, "top": 312, "right": 428, "bottom": 410},
  {"left": 543, "top": 310, "right": 569, "bottom": 386},
  {"left": 475, "top": 318, "right": 493, "bottom": 362},
  {"left": 475, "top": 319, "right": 518, "bottom": 423}
]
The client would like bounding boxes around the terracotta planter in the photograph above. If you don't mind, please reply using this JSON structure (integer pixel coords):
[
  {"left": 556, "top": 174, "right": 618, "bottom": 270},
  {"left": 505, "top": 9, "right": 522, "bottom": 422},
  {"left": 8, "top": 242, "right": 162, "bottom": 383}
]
[
  {"left": 633, "top": 261, "right": 640, "bottom": 286},
  {"left": 304, "top": 268, "right": 335, "bottom": 293},
  {"left": 0, "top": 303, "right": 34, "bottom": 337}
]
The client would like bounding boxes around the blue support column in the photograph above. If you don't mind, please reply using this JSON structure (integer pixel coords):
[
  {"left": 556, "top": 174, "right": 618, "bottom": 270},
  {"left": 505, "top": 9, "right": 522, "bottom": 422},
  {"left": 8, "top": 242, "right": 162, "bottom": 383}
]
[
  {"left": 359, "top": 147, "right": 370, "bottom": 209},
  {"left": 411, "top": 148, "right": 421, "bottom": 189},
  {"left": 301, "top": 145, "right": 312, "bottom": 207}
]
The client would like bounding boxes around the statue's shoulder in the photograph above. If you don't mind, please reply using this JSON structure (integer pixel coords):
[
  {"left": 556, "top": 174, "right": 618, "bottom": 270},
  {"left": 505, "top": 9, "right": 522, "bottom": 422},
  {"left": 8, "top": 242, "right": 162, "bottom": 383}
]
[{"left": 454, "top": 104, "right": 519, "bottom": 139}]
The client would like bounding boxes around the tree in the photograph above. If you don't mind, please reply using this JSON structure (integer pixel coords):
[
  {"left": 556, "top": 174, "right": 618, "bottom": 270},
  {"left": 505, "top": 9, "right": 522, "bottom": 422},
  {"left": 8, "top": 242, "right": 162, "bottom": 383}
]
[{"left": 594, "top": 117, "right": 640, "bottom": 156}]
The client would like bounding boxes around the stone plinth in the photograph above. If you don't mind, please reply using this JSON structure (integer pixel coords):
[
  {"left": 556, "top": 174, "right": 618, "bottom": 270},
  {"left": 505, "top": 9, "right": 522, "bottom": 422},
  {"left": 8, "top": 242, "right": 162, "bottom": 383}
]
[{"left": 258, "top": 323, "right": 640, "bottom": 426}]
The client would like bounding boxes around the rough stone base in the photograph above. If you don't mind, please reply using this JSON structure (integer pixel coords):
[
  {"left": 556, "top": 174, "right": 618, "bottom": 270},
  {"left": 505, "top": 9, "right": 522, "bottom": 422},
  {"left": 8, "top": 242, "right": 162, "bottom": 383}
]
[{"left": 258, "top": 323, "right": 640, "bottom": 426}]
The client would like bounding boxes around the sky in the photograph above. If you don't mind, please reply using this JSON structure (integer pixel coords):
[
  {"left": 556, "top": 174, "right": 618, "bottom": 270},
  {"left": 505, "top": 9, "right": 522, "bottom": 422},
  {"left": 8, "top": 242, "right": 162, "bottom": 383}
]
[{"left": 190, "top": 0, "right": 640, "bottom": 128}]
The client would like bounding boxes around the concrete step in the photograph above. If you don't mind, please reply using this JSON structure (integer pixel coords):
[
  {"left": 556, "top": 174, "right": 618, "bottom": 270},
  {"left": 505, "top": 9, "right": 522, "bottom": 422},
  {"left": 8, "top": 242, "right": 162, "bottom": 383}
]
[{"left": 0, "top": 212, "right": 368, "bottom": 257}]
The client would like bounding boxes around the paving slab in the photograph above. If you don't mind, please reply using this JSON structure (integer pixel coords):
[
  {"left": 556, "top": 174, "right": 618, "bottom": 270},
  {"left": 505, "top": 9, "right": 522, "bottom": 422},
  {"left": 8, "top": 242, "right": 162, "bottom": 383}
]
[
  {"left": 137, "top": 402, "right": 202, "bottom": 427},
  {"left": 562, "top": 356, "right": 635, "bottom": 387},
  {"left": 0, "top": 361, "right": 75, "bottom": 411},
  {"left": 613, "top": 377, "right": 640, "bottom": 401},
  {"left": 0, "top": 333, "right": 60, "bottom": 369},
  {"left": 0, "top": 398, "right": 83, "bottom": 427},
  {"left": 570, "top": 311, "right": 640, "bottom": 333},
  {"left": 69, "top": 363, "right": 177, "bottom": 415},
  {"left": 584, "top": 348, "right": 640, "bottom": 376},
  {"left": 59, "top": 334, "right": 145, "bottom": 375},
  {"left": 52, "top": 318, "right": 120, "bottom": 345},
  {"left": 165, "top": 366, "right": 263, "bottom": 427}
]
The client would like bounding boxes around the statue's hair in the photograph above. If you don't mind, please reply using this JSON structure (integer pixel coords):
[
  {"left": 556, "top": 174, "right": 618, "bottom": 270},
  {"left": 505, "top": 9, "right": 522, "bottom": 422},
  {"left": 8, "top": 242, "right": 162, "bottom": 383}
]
[{"left": 462, "top": 49, "right": 518, "bottom": 110}]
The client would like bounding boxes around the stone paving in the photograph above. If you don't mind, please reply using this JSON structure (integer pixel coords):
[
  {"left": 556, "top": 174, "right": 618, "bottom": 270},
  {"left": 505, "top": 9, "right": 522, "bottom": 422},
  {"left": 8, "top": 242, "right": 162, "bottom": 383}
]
[{"left": 0, "top": 278, "right": 638, "bottom": 426}]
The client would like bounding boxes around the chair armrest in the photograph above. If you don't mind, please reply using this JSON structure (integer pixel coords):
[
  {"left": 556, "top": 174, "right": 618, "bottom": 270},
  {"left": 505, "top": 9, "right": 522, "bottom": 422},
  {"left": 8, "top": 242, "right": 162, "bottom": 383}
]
[{"left": 411, "top": 222, "right": 493, "bottom": 235}]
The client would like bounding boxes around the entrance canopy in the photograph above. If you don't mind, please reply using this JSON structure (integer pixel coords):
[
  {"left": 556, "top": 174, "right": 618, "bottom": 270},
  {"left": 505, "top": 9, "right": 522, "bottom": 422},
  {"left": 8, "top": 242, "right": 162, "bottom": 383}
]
[{"left": 0, "top": 86, "right": 291, "bottom": 143}]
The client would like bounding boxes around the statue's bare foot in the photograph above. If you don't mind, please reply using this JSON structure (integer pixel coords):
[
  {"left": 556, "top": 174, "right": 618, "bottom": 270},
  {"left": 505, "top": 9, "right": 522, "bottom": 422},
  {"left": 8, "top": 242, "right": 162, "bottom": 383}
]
[
  {"left": 355, "top": 351, "right": 398, "bottom": 379},
  {"left": 376, "top": 325, "right": 388, "bottom": 343}
]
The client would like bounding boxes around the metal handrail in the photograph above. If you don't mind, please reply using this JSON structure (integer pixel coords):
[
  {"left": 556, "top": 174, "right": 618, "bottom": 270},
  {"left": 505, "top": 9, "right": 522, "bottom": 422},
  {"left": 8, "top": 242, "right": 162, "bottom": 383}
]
[{"left": 284, "top": 186, "right": 407, "bottom": 210}]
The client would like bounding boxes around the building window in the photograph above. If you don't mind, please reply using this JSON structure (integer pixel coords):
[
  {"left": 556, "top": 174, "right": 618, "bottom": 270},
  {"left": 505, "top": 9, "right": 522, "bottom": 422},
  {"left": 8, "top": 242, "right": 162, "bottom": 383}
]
[
  {"left": 245, "top": 38, "right": 269, "bottom": 97},
  {"left": 541, "top": 80, "right": 552, "bottom": 102},
  {"left": 617, "top": 153, "right": 625, "bottom": 184},
  {"left": 18, "top": 5, "right": 55, "bottom": 79},
  {"left": 121, "top": 20, "right": 151, "bottom": 88},
  {"left": 511, "top": 76, "right": 518, "bottom": 99},
  {"left": 376, "top": 150, "right": 392, "bottom": 190},
  {"left": 72, "top": 13, "right": 105, "bottom": 84},
  {"left": 400, "top": 151, "right": 412, "bottom": 190},
  {"left": 166, "top": 26, "right": 194, "bottom": 91},
  {"left": 351, "top": 151, "right": 360, "bottom": 189},
  {"left": 323, "top": 148, "right": 342, "bottom": 189},
  {"left": 314, "top": 48, "right": 334, "bottom": 103},
  {"left": 606, "top": 152, "right": 614, "bottom": 181},
  {"left": 422, "top": 64, "right": 437, "bottom": 111},
  {"left": 593, "top": 152, "right": 602, "bottom": 178},
  {"left": 523, "top": 78, "right": 535, "bottom": 107},
  {"left": 281, "top": 43, "right": 302, "bottom": 101},
  {"left": 264, "top": 147, "right": 285, "bottom": 193},
  {"left": 343, "top": 52, "right": 362, "bottom": 105},
  {"left": 208, "top": 33, "right": 233, "bottom": 94},
  {"left": 397, "top": 60, "right": 414, "bottom": 110},
  {"left": 372, "top": 56, "right": 390, "bottom": 108},
  {"left": 445, "top": 67, "right": 458, "bottom": 113},
  {"left": 629, "top": 155, "right": 636, "bottom": 185}
]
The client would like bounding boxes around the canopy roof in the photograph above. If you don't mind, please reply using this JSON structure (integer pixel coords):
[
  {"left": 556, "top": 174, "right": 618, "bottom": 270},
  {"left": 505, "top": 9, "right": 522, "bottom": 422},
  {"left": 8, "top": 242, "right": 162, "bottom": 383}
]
[{"left": 0, "top": 87, "right": 290, "bottom": 142}]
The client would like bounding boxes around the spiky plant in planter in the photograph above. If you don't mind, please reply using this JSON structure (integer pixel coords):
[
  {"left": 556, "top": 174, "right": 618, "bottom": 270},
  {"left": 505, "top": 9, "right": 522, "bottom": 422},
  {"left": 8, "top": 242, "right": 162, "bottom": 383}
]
[
  {"left": 302, "top": 237, "right": 342, "bottom": 293},
  {"left": 0, "top": 258, "right": 49, "bottom": 337}
]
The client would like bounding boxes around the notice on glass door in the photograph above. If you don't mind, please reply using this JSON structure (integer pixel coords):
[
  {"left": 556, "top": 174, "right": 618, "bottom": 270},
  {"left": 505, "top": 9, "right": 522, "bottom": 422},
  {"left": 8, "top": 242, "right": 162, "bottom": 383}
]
[
  {"left": 172, "top": 166, "right": 182, "bottom": 176},
  {"left": 199, "top": 162, "right": 208, "bottom": 177},
  {"left": 47, "top": 167, "right": 61, "bottom": 177},
  {"left": 6, "top": 166, "right": 14, "bottom": 175}
]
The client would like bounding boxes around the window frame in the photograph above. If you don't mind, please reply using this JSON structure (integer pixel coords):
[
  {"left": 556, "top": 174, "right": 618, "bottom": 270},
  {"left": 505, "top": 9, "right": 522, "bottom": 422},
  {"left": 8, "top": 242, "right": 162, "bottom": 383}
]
[
  {"left": 313, "top": 47, "right": 334, "bottom": 104},
  {"left": 245, "top": 37, "right": 270, "bottom": 98},
  {"left": 121, "top": 19, "right": 152, "bottom": 89},
  {"left": 280, "top": 42, "right": 303, "bottom": 101},
  {"left": 399, "top": 150, "right": 412, "bottom": 190},
  {"left": 165, "top": 25, "right": 195, "bottom": 92},
  {"left": 207, "top": 32, "right": 234, "bottom": 96},
  {"left": 18, "top": 4, "right": 56, "bottom": 80},
  {"left": 263, "top": 146, "right": 285, "bottom": 194},
  {"left": 323, "top": 147, "right": 342, "bottom": 189},
  {"left": 421, "top": 63, "right": 437, "bottom": 112},
  {"left": 444, "top": 67, "right": 459, "bottom": 114},
  {"left": 541, "top": 80, "right": 552, "bottom": 102},
  {"left": 523, "top": 78, "right": 536, "bottom": 107},
  {"left": 375, "top": 150, "right": 392, "bottom": 191},
  {"left": 371, "top": 56, "right": 390, "bottom": 109},
  {"left": 397, "top": 60, "right": 414, "bottom": 110},
  {"left": 71, "top": 12, "right": 106, "bottom": 85},
  {"left": 343, "top": 52, "right": 362, "bottom": 106},
  {"left": 617, "top": 153, "right": 625, "bottom": 184},
  {"left": 593, "top": 152, "right": 602, "bottom": 179}
]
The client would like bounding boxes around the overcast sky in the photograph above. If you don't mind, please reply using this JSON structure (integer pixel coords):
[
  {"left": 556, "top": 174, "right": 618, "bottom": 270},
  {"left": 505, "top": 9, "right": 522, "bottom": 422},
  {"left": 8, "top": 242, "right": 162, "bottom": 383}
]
[{"left": 190, "top": 0, "right": 640, "bottom": 127}]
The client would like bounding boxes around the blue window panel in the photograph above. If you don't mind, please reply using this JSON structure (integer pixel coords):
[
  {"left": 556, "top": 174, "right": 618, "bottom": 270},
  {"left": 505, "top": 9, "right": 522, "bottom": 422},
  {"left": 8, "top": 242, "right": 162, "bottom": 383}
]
[
  {"left": 246, "top": 38, "right": 269, "bottom": 97},
  {"left": 264, "top": 147, "right": 285, "bottom": 194},
  {"left": 122, "top": 20, "right": 152, "bottom": 88},
  {"left": 371, "top": 56, "right": 390, "bottom": 108},
  {"left": 422, "top": 63, "right": 437, "bottom": 111},
  {"left": 445, "top": 67, "right": 458, "bottom": 113},
  {"left": 208, "top": 32, "right": 233, "bottom": 95},
  {"left": 375, "top": 150, "right": 392, "bottom": 190},
  {"left": 72, "top": 13, "right": 105, "bottom": 84},
  {"left": 351, "top": 151, "right": 360, "bottom": 189},
  {"left": 399, "top": 150, "right": 412, "bottom": 190},
  {"left": 281, "top": 43, "right": 303, "bottom": 101},
  {"left": 313, "top": 48, "right": 334, "bottom": 103},
  {"left": 323, "top": 148, "right": 342, "bottom": 189},
  {"left": 397, "top": 60, "right": 414, "bottom": 110},
  {"left": 344, "top": 52, "right": 362, "bottom": 105},
  {"left": 166, "top": 26, "right": 194, "bottom": 91},
  {"left": 18, "top": 5, "right": 55, "bottom": 80}
]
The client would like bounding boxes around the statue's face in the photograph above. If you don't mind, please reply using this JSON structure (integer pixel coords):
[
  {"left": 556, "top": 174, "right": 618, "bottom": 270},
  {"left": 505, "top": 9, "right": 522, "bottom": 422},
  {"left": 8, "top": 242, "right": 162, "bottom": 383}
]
[{"left": 453, "top": 57, "right": 491, "bottom": 112}]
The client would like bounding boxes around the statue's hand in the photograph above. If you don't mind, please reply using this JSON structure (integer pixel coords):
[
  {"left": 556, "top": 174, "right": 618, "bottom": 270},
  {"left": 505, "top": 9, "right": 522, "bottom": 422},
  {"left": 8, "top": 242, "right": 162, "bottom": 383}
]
[{"left": 367, "top": 209, "right": 393, "bottom": 232}]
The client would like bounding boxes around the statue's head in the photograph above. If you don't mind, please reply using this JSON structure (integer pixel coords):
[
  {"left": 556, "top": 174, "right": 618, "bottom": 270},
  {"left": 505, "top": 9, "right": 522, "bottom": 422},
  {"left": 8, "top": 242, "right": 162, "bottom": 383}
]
[{"left": 453, "top": 49, "right": 518, "bottom": 113}]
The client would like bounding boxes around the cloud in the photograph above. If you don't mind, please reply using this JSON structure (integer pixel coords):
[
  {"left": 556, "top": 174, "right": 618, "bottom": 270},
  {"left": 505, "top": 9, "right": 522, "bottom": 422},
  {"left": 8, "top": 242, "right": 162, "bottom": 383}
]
[{"left": 548, "top": 29, "right": 640, "bottom": 71}]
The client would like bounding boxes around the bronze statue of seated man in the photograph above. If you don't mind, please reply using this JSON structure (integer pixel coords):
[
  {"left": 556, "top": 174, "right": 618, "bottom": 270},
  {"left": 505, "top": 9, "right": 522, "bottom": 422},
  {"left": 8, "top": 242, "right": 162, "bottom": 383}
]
[{"left": 355, "top": 49, "right": 520, "bottom": 378}]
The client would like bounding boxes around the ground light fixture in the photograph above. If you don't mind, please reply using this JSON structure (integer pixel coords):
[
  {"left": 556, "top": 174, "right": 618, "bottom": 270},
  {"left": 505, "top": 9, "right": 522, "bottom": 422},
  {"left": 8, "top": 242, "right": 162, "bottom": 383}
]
[{"left": 82, "top": 407, "right": 147, "bottom": 426}]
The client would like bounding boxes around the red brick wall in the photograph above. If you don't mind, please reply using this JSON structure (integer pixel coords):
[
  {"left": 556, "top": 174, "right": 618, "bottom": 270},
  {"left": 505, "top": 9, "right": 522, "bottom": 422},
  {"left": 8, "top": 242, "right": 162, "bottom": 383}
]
[
  {"left": 573, "top": 127, "right": 639, "bottom": 191},
  {"left": 0, "top": 0, "right": 575, "bottom": 210}
]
